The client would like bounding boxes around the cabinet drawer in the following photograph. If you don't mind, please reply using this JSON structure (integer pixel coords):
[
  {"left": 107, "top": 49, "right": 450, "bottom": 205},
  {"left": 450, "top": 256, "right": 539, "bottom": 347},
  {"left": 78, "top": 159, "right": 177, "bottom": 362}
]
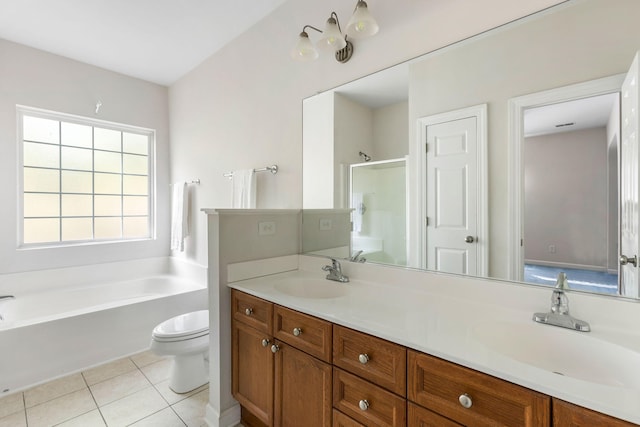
[
  {"left": 333, "top": 409, "right": 366, "bottom": 427},
  {"left": 333, "top": 325, "right": 406, "bottom": 396},
  {"left": 553, "top": 398, "right": 636, "bottom": 426},
  {"left": 408, "top": 402, "right": 462, "bottom": 427},
  {"left": 408, "top": 351, "right": 550, "bottom": 427},
  {"left": 273, "top": 305, "right": 332, "bottom": 362},
  {"left": 232, "top": 290, "right": 273, "bottom": 334},
  {"left": 333, "top": 368, "right": 406, "bottom": 427}
]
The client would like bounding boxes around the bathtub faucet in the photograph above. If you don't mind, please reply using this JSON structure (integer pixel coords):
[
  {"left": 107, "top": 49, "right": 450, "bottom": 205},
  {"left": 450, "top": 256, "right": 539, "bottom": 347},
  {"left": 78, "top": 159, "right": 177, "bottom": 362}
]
[{"left": 0, "top": 295, "right": 15, "bottom": 321}]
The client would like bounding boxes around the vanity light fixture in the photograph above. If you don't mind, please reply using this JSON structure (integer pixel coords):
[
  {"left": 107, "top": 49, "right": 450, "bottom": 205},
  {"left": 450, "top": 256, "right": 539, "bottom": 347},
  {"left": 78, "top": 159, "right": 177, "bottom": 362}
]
[{"left": 291, "top": 0, "right": 378, "bottom": 64}]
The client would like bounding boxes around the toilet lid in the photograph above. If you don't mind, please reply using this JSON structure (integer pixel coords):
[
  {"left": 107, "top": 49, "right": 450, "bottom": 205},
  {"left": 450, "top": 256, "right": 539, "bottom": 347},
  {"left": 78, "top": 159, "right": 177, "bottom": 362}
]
[{"left": 153, "top": 310, "right": 209, "bottom": 339}]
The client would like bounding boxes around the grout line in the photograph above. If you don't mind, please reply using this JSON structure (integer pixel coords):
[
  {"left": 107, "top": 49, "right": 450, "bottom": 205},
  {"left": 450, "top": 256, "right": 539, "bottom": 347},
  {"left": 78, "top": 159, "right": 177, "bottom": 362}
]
[{"left": 84, "top": 372, "right": 109, "bottom": 427}]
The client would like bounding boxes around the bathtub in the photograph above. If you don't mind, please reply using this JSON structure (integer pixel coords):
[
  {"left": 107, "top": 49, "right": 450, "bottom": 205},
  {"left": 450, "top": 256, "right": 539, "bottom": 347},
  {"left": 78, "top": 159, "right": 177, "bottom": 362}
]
[{"left": 0, "top": 258, "right": 208, "bottom": 395}]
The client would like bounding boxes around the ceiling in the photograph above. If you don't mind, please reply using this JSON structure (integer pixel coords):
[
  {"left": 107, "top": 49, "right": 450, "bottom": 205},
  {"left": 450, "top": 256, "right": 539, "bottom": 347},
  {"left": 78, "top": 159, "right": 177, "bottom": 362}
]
[{"left": 0, "top": 0, "right": 287, "bottom": 86}]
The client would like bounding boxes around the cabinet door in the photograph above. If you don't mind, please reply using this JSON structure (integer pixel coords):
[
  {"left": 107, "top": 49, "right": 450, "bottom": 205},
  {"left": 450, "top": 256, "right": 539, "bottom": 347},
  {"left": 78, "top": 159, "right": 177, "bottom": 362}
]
[
  {"left": 273, "top": 341, "right": 332, "bottom": 427},
  {"left": 553, "top": 398, "right": 637, "bottom": 426},
  {"left": 232, "top": 320, "right": 274, "bottom": 427}
]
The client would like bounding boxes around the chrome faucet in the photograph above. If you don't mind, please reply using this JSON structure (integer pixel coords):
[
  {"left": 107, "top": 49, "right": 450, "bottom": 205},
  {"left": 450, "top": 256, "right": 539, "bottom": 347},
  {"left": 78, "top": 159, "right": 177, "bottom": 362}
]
[
  {"left": 349, "top": 250, "right": 366, "bottom": 263},
  {"left": 322, "top": 258, "right": 349, "bottom": 283},
  {"left": 533, "top": 272, "right": 590, "bottom": 332},
  {"left": 0, "top": 295, "right": 15, "bottom": 321}
]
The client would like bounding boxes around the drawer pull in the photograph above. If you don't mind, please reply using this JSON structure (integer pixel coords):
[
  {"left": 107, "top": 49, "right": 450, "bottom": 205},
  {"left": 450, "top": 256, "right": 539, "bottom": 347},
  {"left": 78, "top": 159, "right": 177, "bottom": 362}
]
[
  {"left": 358, "top": 399, "right": 370, "bottom": 411},
  {"left": 245, "top": 308, "right": 253, "bottom": 316},
  {"left": 261, "top": 339, "right": 270, "bottom": 347},
  {"left": 458, "top": 393, "right": 473, "bottom": 409},
  {"left": 271, "top": 344, "right": 280, "bottom": 353},
  {"left": 292, "top": 327, "right": 302, "bottom": 336},
  {"left": 358, "top": 353, "right": 370, "bottom": 364}
]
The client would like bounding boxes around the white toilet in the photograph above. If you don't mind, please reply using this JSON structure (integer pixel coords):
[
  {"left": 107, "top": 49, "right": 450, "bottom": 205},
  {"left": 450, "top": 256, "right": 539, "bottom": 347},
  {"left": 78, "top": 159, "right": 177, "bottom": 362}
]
[{"left": 150, "top": 310, "right": 210, "bottom": 393}]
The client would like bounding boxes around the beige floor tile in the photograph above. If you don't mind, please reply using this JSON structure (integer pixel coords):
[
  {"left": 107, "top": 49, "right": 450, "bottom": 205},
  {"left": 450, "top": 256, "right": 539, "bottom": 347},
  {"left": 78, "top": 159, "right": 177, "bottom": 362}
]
[
  {"left": 130, "top": 350, "right": 166, "bottom": 368},
  {"left": 0, "top": 392, "right": 24, "bottom": 418},
  {"left": 129, "top": 407, "right": 186, "bottom": 427},
  {"left": 171, "top": 389, "right": 209, "bottom": 427},
  {"left": 0, "top": 410, "right": 26, "bottom": 427},
  {"left": 90, "top": 369, "right": 151, "bottom": 407},
  {"left": 155, "top": 380, "right": 208, "bottom": 405},
  {"left": 140, "top": 359, "right": 172, "bottom": 385},
  {"left": 56, "top": 409, "right": 106, "bottom": 427},
  {"left": 83, "top": 358, "right": 138, "bottom": 386},
  {"left": 26, "top": 388, "right": 96, "bottom": 427},
  {"left": 99, "top": 386, "right": 168, "bottom": 427},
  {"left": 24, "top": 373, "right": 86, "bottom": 408}
]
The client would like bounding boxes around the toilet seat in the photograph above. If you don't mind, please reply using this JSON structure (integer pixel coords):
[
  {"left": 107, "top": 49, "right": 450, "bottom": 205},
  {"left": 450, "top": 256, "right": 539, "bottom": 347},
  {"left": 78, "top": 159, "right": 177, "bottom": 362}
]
[{"left": 152, "top": 309, "right": 209, "bottom": 342}]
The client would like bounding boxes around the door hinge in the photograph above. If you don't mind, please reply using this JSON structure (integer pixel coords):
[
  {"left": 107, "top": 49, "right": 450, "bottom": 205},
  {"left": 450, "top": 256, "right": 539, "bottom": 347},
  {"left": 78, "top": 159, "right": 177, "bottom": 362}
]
[
  {"left": 425, "top": 143, "right": 428, "bottom": 153},
  {"left": 426, "top": 217, "right": 429, "bottom": 226},
  {"left": 521, "top": 238, "right": 524, "bottom": 247}
]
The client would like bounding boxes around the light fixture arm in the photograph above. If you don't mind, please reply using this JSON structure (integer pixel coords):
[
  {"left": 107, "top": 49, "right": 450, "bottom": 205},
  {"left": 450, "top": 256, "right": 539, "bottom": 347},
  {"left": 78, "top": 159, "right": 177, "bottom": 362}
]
[{"left": 302, "top": 24, "right": 322, "bottom": 35}]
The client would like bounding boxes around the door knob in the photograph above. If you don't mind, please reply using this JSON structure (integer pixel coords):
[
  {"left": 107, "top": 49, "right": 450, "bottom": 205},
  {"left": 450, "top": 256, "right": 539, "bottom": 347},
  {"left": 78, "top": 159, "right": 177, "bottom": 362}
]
[
  {"left": 465, "top": 236, "right": 475, "bottom": 243},
  {"left": 620, "top": 255, "right": 638, "bottom": 267}
]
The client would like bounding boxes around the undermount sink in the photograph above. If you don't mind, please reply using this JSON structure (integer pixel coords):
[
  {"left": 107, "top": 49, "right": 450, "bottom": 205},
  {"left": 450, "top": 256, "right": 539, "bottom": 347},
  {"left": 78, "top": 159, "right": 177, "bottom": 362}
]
[
  {"left": 273, "top": 277, "right": 349, "bottom": 299},
  {"left": 472, "top": 321, "right": 640, "bottom": 390}
]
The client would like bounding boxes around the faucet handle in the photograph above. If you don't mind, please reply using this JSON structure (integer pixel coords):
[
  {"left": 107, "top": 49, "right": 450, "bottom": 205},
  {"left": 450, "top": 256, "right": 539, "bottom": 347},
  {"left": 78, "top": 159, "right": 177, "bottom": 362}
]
[{"left": 554, "top": 272, "right": 568, "bottom": 291}]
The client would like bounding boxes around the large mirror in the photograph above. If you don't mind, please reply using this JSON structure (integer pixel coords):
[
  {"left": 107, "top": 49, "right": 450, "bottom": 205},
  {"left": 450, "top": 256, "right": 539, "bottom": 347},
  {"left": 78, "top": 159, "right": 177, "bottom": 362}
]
[{"left": 302, "top": 0, "right": 640, "bottom": 299}]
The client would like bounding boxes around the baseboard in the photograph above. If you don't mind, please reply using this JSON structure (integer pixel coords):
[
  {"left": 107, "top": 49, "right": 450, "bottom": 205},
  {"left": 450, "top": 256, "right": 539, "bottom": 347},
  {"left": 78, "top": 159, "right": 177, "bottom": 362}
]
[{"left": 203, "top": 402, "right": 241, "bottom": 427}]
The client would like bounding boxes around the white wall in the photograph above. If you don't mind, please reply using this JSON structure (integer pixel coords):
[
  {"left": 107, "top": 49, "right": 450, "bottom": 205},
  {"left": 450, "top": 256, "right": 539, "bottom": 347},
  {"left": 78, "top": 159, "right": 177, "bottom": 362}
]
[
  {"left": 373, "top": 101, "right": 409, "bottom": 160},
  {"left": 524, "top": 127, "right": 608, "bottom": 269},
  {"left": 168, "top": 0, "right": 565, "bottom": 267},
  {"left": 0, "top": 39, "right": 170, "bottom": 274}
]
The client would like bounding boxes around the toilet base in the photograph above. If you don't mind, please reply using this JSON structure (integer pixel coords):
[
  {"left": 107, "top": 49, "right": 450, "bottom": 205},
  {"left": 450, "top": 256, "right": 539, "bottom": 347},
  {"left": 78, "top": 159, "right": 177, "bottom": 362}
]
[{"left": 168, "top": 352, "right": 209, "bottom": 393}]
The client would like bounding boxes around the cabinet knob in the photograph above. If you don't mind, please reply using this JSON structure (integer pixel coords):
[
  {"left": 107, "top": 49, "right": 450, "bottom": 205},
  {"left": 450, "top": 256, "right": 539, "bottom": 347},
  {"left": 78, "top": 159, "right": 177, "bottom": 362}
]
[
  {"left": 458, "top": 393, "right": 473, "bottom": 409},
  {"left": 292, "top": 327, "right": 302, "bottom": 337},
  {"left": 358, "top": 354, "right": 370, "bottom": 364},
  {"left": 261, "top": 339, "right": 270, "bottom": 347},
  {"left": 245, "top": 308, "right": 253, "bottom": 316},
  {"left": 271, "top": 344, "right": 280, "bottom": 353},
  {"left": 358, "top": 400, "right": 370, "bottom": 411}
]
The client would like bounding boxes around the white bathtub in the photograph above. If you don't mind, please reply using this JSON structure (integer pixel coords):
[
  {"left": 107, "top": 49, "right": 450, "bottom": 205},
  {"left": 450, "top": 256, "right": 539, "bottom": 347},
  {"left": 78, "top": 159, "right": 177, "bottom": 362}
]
[{"left": 0, "top": 258, "right": 208, "bottom": 395}]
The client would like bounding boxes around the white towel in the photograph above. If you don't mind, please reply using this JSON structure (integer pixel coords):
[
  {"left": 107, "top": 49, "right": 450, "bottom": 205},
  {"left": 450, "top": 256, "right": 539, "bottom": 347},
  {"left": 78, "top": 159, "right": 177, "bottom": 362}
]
[
  {"left": 170, "top": 182, "right": 189, "bottom": 251},
  {"left": 232, "top": 169, "right": 256, "bottom": 208}
]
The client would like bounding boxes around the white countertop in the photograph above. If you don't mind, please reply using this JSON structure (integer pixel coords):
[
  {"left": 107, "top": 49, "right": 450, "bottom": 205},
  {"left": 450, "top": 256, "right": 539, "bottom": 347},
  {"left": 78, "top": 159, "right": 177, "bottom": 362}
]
[{"left": 227, "top": 257, "right": 640, "bottom": 424}]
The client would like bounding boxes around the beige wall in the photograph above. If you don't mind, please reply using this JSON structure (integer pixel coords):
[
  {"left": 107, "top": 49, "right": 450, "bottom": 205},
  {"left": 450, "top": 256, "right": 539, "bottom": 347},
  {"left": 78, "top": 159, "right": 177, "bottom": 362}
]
[
  {"left": 373, "top": 101, "right": 409, "bottom": 160},
  {"left": 524, "top": 127, "right": 608, "bottom": 269},
  {"left": 0, "top": 39, "right": 170, "bottom": 274},
  {"left": 169, "top": 0, "right": 565, "bottom": 267}
]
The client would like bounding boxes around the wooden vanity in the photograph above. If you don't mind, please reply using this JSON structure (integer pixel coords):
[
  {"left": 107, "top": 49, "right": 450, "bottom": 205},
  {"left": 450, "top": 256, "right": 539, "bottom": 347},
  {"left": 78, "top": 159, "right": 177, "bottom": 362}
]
[{"left": 231, "top": 289, "right": 636, "bottom": 427}]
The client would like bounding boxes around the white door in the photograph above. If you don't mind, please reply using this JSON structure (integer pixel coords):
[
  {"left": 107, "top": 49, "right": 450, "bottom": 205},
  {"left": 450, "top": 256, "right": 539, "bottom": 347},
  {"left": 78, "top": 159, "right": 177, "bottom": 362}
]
[
  {"left": 426, "top": 117, "right": 478, "bottom": 275},
  {"left": 620, "top": 52, "right": 640, "bottom": 298}
]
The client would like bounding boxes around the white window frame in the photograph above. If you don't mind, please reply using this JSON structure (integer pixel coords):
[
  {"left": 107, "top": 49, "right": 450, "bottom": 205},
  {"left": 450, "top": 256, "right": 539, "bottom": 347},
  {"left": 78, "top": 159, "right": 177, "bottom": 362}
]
[{"left": 17, "top": 105, "right": 156, "bottom": 248}]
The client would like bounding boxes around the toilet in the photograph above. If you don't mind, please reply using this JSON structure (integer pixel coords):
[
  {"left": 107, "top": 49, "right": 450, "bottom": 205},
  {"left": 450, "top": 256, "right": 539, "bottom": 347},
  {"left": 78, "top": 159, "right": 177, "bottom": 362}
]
[{"left": 150, "top": 310, "right": 209, "bottom": 393}]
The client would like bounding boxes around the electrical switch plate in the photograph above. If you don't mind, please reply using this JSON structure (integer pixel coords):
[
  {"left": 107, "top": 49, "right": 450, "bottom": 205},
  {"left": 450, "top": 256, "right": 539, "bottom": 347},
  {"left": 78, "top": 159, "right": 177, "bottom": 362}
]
[
  {"left": 548, "top": 245, "right": 556, "bottom": 253},
  {"left": 258, "top": 221, "right": 276, "bottom": 236},
  {"left": 319, "top": 219, "right": 332, "bottom": 231}
]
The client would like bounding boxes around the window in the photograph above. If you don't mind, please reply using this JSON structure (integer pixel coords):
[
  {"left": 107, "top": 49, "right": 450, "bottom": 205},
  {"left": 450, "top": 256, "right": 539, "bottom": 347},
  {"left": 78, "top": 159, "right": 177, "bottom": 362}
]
[{"left": 18, "top": 106, "right": 155, "bottom": 246}]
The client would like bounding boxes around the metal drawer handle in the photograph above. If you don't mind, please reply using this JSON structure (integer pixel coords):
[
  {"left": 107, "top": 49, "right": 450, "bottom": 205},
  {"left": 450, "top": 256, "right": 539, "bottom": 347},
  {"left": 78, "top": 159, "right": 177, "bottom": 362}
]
[
  {"left": 245, "top": 308, "right": 253, "bottom": 316},
  {"left": 261, "top": 339, "right": 270, "bottom": 347},
  {"left": 358, "top": 399, "right": 370, "bottom": 411},
  {"left": 459, "top": 393, "right": 473, "bottom": 409},
  {"left": 293, "top": 327, "right": 302, "bottom": 337},
  {"left": 271, "top": 344, "right": 280, "bottom": 353},
  {"left": 358, "top": 353, "right": 370, "bottom": 364}
]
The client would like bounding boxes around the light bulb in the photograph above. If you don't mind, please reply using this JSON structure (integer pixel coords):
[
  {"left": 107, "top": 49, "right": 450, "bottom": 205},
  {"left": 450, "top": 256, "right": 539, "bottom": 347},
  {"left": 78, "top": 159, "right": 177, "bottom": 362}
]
[{"left": 346, "top": 1, "right": 379, "bottom": 39}]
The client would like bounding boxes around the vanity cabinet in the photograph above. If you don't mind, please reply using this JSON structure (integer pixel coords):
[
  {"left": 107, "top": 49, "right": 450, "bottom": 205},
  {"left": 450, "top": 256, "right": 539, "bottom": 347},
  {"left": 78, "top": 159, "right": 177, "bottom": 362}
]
[
  {"left": 232, "top": 289, "right": 636, "bottom": 426},
  {"left": 231, "top": 290, "right": 332, "bottom": 427},
  {"left": 552, "top": 398, "right": 637, "bottom": 426},
  {"left": 408, "top": 351, "right": 551, "bottom": 427}
]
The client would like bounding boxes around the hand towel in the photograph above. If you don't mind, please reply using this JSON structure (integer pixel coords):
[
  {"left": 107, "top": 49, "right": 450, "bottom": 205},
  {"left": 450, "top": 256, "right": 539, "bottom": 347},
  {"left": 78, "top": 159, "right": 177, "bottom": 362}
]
[
  {"left": 232, "top": 169, "right": 256, "bottom": 208},
  {"left": 170, "top": 182, "right": 189, "bottom": 251}
]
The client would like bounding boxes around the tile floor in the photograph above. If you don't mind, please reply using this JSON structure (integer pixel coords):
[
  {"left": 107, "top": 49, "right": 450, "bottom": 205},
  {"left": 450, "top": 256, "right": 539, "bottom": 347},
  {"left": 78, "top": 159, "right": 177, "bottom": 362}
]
[{"left": 0, "top": 350, "right": 210, "bottom": 427}]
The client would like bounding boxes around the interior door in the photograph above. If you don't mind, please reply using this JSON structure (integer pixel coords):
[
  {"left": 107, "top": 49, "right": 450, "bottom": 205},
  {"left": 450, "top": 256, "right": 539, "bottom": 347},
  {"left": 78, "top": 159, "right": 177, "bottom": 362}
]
[
  {"left": 426, "top": 116, "right": 478, "bottom": 275},
  {"left": 620, "top": 52, "right": 640, "bottom": 298}
]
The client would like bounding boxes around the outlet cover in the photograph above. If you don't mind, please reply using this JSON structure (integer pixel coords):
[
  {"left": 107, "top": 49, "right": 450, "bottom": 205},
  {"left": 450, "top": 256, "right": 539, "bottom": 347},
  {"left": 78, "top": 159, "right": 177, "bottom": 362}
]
[
  {"left": 258, "top": 221, "right": 276, "bottom": 236},
  {"left": 319, "top": 219, "right": 332, "bottom": 231}
]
